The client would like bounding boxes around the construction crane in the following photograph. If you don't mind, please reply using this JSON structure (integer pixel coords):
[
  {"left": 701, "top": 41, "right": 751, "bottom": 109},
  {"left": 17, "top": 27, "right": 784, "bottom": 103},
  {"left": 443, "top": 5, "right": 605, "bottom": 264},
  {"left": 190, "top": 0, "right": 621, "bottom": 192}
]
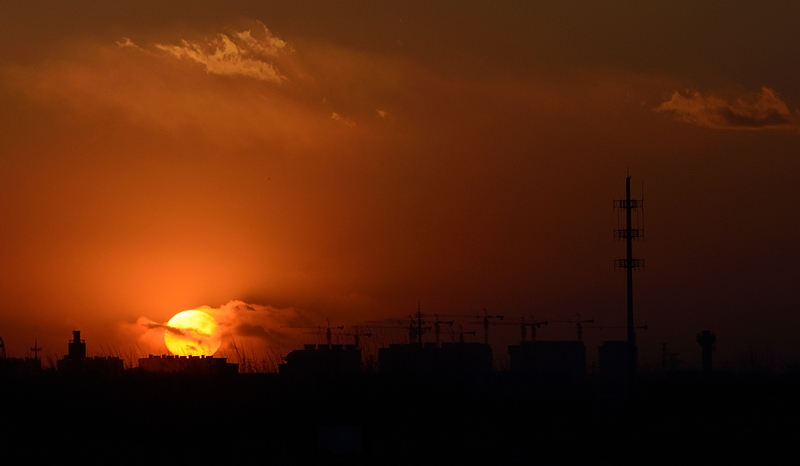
[
  {"left": 456, "top": 325, "right": 476, "bottom": 343},
  {"left": 478, "top": 309, "right": 503, "bottom": 345},
  {"left": 490, "top": 318, "right": 525, "bottom": 344},
  {"left": 433, "top": 315, "right": 454, "bottom": 346},
  {"left": 283, "top": 318, "right": 344, "bottom": 348},
  {"left": 442, "top": 308, "right": 504, "bottom": 345},
  {"left": 549, "top": 314, "right": 595, "bottom": 341},
  {"left": 363, "top": 305, "right": 433, "bottom": 346},
  {"left": 526, "top": 318, "right": 549, "bottom": 342},
  {"left": 409, "top": 305, "right": 427, "bottom": 346},
  {"left": 493, "top": 317, "right": 548, "bottom": 344},
  {"left": 572, "top": 317, "right": 595, "bottom": 342},
  {"left": 346, "top": 327, "right": 372, "bottom": 349},
  {"left": 362, "top": 318, "right": 422, "bottom": 345}
]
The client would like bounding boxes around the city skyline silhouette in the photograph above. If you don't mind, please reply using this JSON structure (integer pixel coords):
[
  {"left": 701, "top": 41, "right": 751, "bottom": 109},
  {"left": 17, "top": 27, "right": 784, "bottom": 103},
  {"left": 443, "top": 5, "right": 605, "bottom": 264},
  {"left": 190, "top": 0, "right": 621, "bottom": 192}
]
[{"left": 1, "top": 2, "right": 798, "bottom": 461}]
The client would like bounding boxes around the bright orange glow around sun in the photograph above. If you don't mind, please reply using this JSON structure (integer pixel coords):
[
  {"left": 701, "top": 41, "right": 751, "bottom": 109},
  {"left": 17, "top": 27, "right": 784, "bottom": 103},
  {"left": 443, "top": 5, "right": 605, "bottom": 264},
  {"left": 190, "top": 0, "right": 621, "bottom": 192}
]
[{"left": 164, "top": 310, "right": 222, "bottom": 356}]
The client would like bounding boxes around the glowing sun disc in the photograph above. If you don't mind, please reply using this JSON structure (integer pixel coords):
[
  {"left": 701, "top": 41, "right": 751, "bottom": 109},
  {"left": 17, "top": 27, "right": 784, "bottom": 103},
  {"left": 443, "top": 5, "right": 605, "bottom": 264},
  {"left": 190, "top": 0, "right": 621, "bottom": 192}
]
[{"left": 164, "top": 310, "right": 222, "bottom": 356}]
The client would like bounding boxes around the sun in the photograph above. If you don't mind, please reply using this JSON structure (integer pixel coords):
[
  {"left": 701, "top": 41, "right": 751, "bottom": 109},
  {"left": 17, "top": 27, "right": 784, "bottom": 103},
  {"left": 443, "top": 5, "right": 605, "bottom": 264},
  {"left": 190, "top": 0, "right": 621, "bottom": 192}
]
[{"left": 164, "top": 310, "right": 222, "bottom": 356}]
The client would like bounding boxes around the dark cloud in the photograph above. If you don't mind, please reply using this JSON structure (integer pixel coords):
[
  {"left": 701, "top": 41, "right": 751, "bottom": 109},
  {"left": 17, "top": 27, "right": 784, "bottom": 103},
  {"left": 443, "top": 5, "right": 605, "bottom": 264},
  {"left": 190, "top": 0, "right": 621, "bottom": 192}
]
[{"left": 142, "top": 321, "right": 185, "bottom": 337}]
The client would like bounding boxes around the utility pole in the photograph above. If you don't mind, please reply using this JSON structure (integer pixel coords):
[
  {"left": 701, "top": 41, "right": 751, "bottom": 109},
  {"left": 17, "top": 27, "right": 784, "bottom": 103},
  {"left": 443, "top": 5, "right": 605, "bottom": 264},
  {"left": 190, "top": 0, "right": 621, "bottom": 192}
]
[{"left": 614, "top": 175, "right": 644, "bottom": 379}]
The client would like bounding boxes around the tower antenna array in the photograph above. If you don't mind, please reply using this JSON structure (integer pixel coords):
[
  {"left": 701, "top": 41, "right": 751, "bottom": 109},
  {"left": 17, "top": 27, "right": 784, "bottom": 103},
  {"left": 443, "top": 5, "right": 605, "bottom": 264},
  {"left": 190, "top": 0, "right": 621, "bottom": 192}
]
[{"left": 614, "top": 176, "right": 643, "bottom": 378}]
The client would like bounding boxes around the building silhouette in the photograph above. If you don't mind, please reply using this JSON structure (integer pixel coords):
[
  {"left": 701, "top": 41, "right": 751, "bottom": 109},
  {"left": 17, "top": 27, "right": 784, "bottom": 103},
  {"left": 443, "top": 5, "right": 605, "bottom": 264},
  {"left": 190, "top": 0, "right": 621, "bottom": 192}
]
[
  {"left": 378, "top": 342, "right": 492, "bottom": 375},
  {"left": 697, "top": 330, "right": 716, "bottom": 373},
  {"left": 598, "top": 340, "right": 631, "bottom": 379},
  {"left": 0, "top": 357, "right": 41, "bottom": 376},
  {"left": 138, "top": 354, "right": 238, "bottom": 375},
  {"left": 508, "top": 341, "right": 587, "bottom": 380},
  {"left": 279, "top": 344, "right": 362, "bottom": 376},
  {"left": 57, "top": 331, "right": 123, "bottom": 375}
]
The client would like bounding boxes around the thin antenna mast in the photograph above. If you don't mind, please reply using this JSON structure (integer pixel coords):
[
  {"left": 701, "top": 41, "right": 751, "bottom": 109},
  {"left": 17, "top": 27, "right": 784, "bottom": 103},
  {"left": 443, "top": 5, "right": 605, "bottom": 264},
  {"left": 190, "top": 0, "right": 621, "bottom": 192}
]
[
  {"left": 31, "top": 339, "right": 41, "bottom": 361},
  {"left": 614, "top": 176, "right": 644, "bottom": 379}
]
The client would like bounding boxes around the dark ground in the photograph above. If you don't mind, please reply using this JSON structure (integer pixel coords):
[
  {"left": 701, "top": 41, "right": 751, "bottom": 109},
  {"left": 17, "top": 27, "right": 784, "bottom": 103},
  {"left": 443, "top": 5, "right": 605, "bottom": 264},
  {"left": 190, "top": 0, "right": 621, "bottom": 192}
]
[{"left": 1, "top": 371, "right": 797, "bottom": 464}]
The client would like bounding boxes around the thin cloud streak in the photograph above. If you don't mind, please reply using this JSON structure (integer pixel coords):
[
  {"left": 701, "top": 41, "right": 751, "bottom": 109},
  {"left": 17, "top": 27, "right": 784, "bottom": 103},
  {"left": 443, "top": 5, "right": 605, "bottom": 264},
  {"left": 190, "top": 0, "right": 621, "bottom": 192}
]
[{"left": 656, "top": 87, "right": 800, "bottom": 131}]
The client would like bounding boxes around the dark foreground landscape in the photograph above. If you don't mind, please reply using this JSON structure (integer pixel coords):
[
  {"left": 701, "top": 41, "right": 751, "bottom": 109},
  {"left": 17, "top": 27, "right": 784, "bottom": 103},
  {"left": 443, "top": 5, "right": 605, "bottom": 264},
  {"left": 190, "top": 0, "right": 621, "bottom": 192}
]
[{"left": 1, "top": 371, "right": 797, "bottom": 464}]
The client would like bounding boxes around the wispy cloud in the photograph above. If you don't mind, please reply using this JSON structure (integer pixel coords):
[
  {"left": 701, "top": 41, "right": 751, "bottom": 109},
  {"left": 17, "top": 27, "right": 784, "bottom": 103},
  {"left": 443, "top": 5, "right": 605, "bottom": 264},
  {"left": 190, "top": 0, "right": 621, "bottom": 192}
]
[
  {"left": 116, "top": 37, "right": 139, "bottom": 49},
  {"left": 331, "top": 112, "right": 356, "bottom": 127},
  {"left": 195, "top": 300, "right": 311, "bottom": 347},
  {"left": 656, "top": 87, "right": 800, "bottom": 131},
  {"left": 153, "top": 21, "right": 290, "bottom": 83}
]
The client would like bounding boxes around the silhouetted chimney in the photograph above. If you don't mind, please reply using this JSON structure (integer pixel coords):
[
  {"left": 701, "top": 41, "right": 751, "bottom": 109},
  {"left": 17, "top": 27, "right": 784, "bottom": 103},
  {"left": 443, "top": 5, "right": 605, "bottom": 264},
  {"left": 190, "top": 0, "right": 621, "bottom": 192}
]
[{"left": 69, "top": 330, "right": 86, "bottom": 360}]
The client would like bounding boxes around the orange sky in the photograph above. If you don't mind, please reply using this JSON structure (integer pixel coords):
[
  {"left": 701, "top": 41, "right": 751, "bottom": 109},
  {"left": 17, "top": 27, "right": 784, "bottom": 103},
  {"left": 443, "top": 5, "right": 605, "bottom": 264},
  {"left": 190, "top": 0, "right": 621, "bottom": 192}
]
[{"left": 1, "top": 1, "right": 799, "bottom": 370}]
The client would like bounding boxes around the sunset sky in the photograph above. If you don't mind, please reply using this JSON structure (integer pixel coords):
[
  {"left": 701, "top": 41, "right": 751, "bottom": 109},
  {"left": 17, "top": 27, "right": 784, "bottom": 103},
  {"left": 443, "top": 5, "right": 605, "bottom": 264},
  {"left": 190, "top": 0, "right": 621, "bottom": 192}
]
[{"left": 1, "top": 1, "right": 799, "bottom": 370}]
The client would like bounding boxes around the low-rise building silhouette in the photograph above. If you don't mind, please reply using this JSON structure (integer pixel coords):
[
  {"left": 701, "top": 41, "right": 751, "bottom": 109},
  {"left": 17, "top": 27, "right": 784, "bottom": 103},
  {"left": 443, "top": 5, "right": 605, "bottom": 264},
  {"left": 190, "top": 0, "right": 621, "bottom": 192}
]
[
  {"left": 57, "top": 331, "right": 124, "bottom": 375},
  {"left": 697, "top": 330, "right": 716, "bottom": 373},
  {"left": 379, "top": 342, "right": 492, "bottom": 375},
  {"left": 598, "top": 340, "right": 635, "bottom": 381},
  {"left": 279, "top": 344, "right": 362, "bottom": 376},
  {"left": 138, "top": 354, "right": 238, "bottom": 375},
  {"left": 508, "top": 341, "right": 586, "bottom": 380},
  {"left": 0, "top": 357, "right": 41, "bottom": 376}
]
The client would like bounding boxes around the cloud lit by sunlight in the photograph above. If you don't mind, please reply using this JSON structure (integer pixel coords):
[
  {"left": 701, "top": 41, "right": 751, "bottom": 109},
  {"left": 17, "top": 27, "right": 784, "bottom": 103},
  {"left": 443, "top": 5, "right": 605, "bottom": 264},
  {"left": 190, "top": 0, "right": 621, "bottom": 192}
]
[
  {"left": 331, "top": 112, "right": 356, "bottom": 127},
  {"left": 125, "top": 300, "right": 313, "bottom": 357},
  {"left": 154, "top": 21, "right": 290, "bottom": 83},
  {"left": 656, "top": 87, "right": 800, "bottom": 131}
]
